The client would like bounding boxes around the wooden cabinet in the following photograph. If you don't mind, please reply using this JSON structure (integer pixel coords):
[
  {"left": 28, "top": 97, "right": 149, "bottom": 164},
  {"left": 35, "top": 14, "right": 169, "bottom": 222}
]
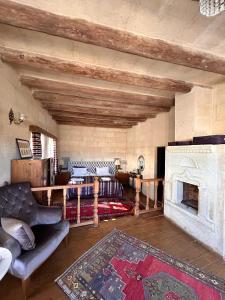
[
  {"left": 11, "top": 159, "right": 53, "bottom": 202},
  {"left": 115, "top": 172, "right": 130, "bottom": 186}
]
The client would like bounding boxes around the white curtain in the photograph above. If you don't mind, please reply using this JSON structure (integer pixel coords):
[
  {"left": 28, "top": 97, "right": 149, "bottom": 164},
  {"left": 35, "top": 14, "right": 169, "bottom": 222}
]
[{"left": 41, "top": 134, "right": 54, "bottom": 159}]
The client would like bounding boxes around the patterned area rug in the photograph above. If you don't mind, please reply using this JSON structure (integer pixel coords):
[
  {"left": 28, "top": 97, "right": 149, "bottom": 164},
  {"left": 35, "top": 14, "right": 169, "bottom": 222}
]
[
  {"left": 56, "top": 229, "right": 225, "bottom": 299},
  {"left": 52, "top": 198, "right": 136, "bottom": 222},
  {"left": 65, "top": 198, "right": 135, "bottom": 222}
]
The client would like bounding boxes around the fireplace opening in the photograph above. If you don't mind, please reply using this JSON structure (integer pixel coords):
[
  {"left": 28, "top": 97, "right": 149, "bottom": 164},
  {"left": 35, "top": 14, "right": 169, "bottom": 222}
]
[{"left": 181, "top": 182, "right": 199, "bottom": 211}]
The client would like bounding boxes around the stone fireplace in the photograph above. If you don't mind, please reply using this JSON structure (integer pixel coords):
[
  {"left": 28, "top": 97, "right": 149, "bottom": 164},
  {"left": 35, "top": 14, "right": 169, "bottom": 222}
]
[{"left": 164, "top": 145, "right": 225, "bottom": 256}]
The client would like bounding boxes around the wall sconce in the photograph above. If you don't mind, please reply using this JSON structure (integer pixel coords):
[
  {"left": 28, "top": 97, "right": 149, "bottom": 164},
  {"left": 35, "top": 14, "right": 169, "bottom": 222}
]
[{"left": 9, "top": 108, "right": 25, "bottom": 125}]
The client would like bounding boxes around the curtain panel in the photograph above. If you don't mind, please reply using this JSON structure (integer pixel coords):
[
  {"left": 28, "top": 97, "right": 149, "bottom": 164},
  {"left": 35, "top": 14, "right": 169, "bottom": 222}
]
[
  {"left": 53, "top": 139, "right": 58, "bottom": 175},
  {"left": 31, "top": 132, "right": 42, "bottom": 159}
]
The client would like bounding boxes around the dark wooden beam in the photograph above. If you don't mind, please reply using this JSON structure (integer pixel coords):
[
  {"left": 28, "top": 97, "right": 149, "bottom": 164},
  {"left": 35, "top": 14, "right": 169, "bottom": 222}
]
[
  {"left": 42, "top": 103, "right": 156, "bottom": 118},
  {"left": 21, "top": 76, "right": 174, "bottom": 107},
  {"left": 0, "top": 47, "right": 192, "bottom": 92},
  {"left": 57, "top": 120, "right": 132, "bottom": 129},
  {"left": 54, "top": 116, "right": 137, "bottom": 126},
  {"left": 29, "top": 125, "right": 57, "bottom": 139},
  {"left": 0, "top": 0, "right": 224, "bottom": 76},
  {"left": 33, "top": 91, "right": 169, "bottom": 113},
  {"left": 49, "top": 110, "right": 148, "bottom": 122}
]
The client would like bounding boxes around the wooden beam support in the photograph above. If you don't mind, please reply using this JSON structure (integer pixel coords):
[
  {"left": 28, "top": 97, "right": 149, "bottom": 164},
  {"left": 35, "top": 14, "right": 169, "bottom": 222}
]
[
  {"left": 21, "top": 76, "right": 174, "bottom": 107},
  {"left": 49, "top": 110, "right": 148, "bottom": 122},
  {"left": 42, "top": 103, "right": 155, "bottom": 118},
  {"left": 57, "top": 120, "right": 132, "bottom": 129},
  {"left": 54, "top": 116, "right": 137, "bottom": 126},
  {"left": 0, "top": 47, "right": 192, "bottom": 93},
  {"left": 0, "top": 0, "right": 224, "bottom": 76},
  {"left": 33, "top": 91, "right": 170, "bottom": 113},
  {"left": 29, "top": 125, "right": 57, "bottom": 139}
]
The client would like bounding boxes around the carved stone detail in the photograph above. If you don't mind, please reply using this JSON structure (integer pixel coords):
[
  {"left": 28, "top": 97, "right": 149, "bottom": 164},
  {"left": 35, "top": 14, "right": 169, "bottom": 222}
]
[{"left": 167, "top": 145, "right": 215, "bottom": 153}]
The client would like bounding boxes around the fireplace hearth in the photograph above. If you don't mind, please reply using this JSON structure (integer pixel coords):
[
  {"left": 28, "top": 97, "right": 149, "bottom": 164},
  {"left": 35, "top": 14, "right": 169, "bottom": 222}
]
[{"left": 181, "top": 182, "right": 199, "bottom": 211}]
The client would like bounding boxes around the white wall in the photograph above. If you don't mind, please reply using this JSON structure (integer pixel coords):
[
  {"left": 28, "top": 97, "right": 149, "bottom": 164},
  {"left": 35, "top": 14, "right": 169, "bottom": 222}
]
[
  {"left": 175, "top": 87, "right": 213, "bottom": 141},
  {"left": 0, "top": 62, "right": 58, "bottom": 185},
  {"left": 58, "top": 125, "right": 127, "bottom": 162},
  {"left": 126, "top": 110, "right": 175, "bottom": 178}
]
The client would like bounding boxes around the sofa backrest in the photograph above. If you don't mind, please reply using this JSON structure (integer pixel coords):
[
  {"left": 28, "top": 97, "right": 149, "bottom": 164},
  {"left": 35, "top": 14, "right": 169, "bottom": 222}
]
[{"left": 0, "top": 182, "right": 39, "bottom": 227}]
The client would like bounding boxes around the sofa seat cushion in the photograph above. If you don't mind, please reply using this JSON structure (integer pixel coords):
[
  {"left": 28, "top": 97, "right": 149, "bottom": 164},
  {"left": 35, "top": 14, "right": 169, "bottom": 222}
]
[{"left": 10, "top": 220, "right": 69, "bottom": 279}]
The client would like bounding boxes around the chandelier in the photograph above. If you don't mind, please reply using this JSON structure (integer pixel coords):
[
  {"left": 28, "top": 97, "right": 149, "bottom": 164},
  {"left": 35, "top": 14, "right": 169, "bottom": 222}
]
[{"left": 199, "top": 0, "right": 225, "bottom": 16}]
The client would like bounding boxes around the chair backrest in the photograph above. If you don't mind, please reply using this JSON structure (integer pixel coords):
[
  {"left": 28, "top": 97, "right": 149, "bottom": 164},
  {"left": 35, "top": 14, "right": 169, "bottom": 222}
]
[{"left": 0, "top": 182, "right": 39, "bottom": 227}]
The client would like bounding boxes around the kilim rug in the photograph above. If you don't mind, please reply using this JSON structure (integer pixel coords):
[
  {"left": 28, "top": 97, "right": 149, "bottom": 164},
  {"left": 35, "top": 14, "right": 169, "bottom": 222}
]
[
  {"left": 59, "top": 198, "right": 135, "bottom": 222},
  {"left": 55, "top": 229, "right": 225, "bottom": 299}
]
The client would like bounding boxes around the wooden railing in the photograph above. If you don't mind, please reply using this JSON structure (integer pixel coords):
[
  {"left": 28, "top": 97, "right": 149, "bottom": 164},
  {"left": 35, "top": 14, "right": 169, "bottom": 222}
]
[
  {"left": 134, "top": 175, "right": 164, "bottom": 217},
  {"left": 31, "top": 177, "right": 99, "bottom": 228}
]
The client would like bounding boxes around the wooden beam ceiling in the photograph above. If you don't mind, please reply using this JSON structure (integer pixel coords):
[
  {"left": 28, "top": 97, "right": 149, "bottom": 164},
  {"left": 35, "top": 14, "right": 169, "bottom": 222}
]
[
  {"left": 0, "top": 0, "right": 225, "bottom": 76},
  {"left": 54, "top": 116, "right": 137, "bottom": 126},
  {"left": 54, "top": 116, "right": 137, "bottom": 125},
  {"left": 57, "top": 120, "right": 132, "bottom": 129},
  {"left": 0, "top": 47, "right": 192, "bottom": 92},
  {"left": 20, "top": 76, "right": 174, "bottom": 107},
  {"left": 33, "top": 91, "right": 169, "bottom": 114},
  {"left": 42, "top": 104, "right": 155, "bottom": 119},
  {"left": 49, "top": 110, "right": 148, "bottom": 122}
]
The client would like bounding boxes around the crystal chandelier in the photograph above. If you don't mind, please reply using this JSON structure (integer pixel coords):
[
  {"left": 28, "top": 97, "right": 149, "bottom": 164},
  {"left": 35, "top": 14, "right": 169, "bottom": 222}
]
[{"left": 200, "top": 0, "right": 225, "bottom": 17}]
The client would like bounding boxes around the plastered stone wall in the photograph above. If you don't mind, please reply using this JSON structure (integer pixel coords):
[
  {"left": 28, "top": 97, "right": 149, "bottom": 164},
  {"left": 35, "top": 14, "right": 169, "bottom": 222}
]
[
  {"left": 212, "top": 83, "right": 225, "bottom": 134},
  {"left": 58, "top": 125, "right": 127, "bottom": 162},
  {"left": 0, "top": 62, "right": 58, "bottom": 185},
  {"left": 175, "top": 87, "right": 213, "bottom": 141},
  {"left": 126, "top": 110, "right": 175, "bottom": 178}
]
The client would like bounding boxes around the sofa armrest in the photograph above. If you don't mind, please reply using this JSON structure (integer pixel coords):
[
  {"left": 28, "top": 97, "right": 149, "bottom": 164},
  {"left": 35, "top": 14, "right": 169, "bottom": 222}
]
[
  {"left": 0, "top": 227, "right": 21, "bottom": 260},
  {"left": 36, "top": 206, "right": 63, "bottom": 225}
]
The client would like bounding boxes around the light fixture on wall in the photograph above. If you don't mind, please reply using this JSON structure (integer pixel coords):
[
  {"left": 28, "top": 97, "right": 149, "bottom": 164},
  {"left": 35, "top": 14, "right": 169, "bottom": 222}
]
[
  {"left": 114, "top": 158, "right": 121, "bottom": 172},
  {"left": 198, "top": 0, "right": 225, "bottom": 17},
  {"left": 9, "top": 108, "right": 25, "bottom": 125}
]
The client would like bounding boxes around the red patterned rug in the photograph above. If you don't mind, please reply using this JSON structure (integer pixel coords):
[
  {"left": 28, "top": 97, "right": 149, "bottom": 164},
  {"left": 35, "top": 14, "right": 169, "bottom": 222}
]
[
  {"left": 65, "top": 198, "right": 134, "bottom": 222},
  {"left": 56, "top": 229, "right": 225, "bottom": 300}
]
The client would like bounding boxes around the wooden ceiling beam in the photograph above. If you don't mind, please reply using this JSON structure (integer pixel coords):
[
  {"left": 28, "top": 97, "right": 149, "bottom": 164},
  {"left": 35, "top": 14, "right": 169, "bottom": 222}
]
[
  {"left": 49, "top": 110, "right": 148, "bottom": 122},
  {"left": 0, "top": 47, "right": 192, "bottom": 93},
  {"left": 57, "top": 121, "right": 132, "bottom": 129},
  {"left": 0, "top": 0, "right": 224, "bottom": 76},
  {"left": 42, "top": 103, "right": 155, "bottom": 118},
  {"left": 21, "top": 76, "right": 174, "bottom": 107},
  {"left": 41, "top": 101, "right": 168, "bottom": 115},
  {"left": 54, "top": 116, "right": 137, "bottom": 126},
  {"left": 33, "top": 91, "right": 169, "bottom": 113}
]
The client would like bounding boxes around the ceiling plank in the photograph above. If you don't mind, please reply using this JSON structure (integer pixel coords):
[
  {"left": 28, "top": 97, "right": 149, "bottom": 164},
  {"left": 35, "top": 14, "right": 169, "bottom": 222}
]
[
  {"left": 20, "top": 76, "right": 174, "bottom": 107},
  {"left": 42, "top": 104, "right": 155, "bottom": 118},
  {"left": 49, "top": 110, "right": 148, "bottom": 122},
  {"left": 33, "top": 91, "right": 169, "bottom": 113},
  {"left": 0, "top": 47, "right": 192, "bottom": 93},
  {"left": 0, "top": 0, "right": 224, "bottom": 76}
]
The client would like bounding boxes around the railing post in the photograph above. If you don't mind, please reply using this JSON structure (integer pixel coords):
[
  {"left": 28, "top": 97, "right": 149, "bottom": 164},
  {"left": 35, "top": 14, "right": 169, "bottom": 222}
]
[
  {"left": 77, "top": 187, "right": 81, "bottom": 225},
  {"left": 135, "top": 175, "right": 141, "bottom": 216},
  {"left": 154, "top": 180, "right": 158, "bottom": 209},
  {"left": 63, "top": 188, "right": 67, "bottom": 219},
  {"left": 146, "top": 181, "right": 150, "bottom": 211},
  {"left": 93, "top": 177, "right": 99, "bottom": 227},
  {"left": 47, "top": 189, "right": 52, "bottom": 207}
]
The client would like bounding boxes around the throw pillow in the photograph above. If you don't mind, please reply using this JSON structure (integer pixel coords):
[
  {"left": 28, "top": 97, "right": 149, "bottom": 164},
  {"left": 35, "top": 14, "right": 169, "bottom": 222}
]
[{"left": 1, "top": 218, "right": 35, "bottom": 250}]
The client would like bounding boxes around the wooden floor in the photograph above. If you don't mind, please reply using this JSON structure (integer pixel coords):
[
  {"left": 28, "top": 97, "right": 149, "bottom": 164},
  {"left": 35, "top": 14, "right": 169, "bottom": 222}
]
[{"left": 1, "top": 213, "right": 225, "bottom": 300}]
